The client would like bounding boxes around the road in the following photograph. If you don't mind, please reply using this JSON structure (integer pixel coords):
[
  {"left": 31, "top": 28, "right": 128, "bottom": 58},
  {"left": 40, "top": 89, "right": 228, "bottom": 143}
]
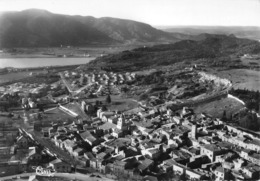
[
  {"left": 59, "top": 72, "right": 74, "bottom": 93},
  {"left": 20, "top": 128, "right": 74, "bottom": 163},
  {"left": 16, "top": 129, "right": 115, "bottom": 181},
  {"left": 59, "top": 72, "right": 92, "bottom": 96},
  {"left": 0, "top": 172, "right": 114, "bottom": 181},
  {"left": 74, "top": 83, "right": 92, "bottom": 94}
]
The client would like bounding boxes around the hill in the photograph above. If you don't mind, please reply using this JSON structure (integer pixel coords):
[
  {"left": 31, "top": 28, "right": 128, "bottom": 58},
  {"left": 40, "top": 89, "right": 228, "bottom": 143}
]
[
  {"left": 0, "top": 9, "right": 181, "bottom": 48},
  {"left": 85, "top": 34, "right": 260, "bottom": 71},
  {"left": 158, "top": 26, "right": 260, "bottom": 40}
]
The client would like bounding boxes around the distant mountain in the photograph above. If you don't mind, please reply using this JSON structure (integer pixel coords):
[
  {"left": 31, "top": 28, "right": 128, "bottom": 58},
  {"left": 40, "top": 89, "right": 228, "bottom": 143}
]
[
  {"left": 85, "top": 34, "right": 260, "bottom": 71},
  {"left": 0, "top": 9, "right": 181, "bottom": 48},
  {"left": 158, "top": 26, "right": 260, "bottom": 41}
]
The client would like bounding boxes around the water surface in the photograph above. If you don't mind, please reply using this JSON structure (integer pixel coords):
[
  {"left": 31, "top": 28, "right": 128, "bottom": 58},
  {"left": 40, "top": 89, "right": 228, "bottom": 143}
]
[{"left": 0, "top": 57, "right": 95, "bottom": 68}]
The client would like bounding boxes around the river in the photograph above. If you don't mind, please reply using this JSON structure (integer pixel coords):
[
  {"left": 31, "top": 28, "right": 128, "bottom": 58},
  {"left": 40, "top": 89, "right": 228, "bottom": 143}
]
[{"left": 0, "top": 57, "right": 95, "bottom": 68}]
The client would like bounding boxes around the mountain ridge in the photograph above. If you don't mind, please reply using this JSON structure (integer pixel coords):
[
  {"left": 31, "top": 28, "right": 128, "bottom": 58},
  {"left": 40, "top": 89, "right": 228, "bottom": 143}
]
[
  {"left": 84, "top": 34, "right": 260, "bottom": 71},
  {"left": 158, "top": 26, "right": 260, "bottom": 40},
  {"left": 0, "top": 9, "right": 181, "bottom": 48}
]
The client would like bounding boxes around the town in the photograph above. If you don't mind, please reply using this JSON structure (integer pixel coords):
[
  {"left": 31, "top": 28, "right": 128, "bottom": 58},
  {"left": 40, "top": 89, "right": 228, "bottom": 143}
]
[{"left": 0, "top": 65, "right": 260, "bottom": 181}]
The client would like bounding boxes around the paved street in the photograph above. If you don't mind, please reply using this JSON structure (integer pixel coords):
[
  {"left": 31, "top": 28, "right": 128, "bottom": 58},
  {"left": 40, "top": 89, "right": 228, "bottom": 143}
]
[
  {"left": 26, "top": 129, "right": 74, "bottom": 163},
  {"left": 0, "top": 172, "right": 114, "bottom": 181},
  {"left": 59, "top": 72, "right": 74, "bottom": 93},
  {"left": 59, "top": 72, "right": 93, "bottom": 95}
]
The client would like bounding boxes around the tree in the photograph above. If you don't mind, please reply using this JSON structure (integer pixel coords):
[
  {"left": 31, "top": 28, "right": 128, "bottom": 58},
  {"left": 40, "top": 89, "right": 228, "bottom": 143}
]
[
  {"left": 69, "top": 157, "right": 80, "bottom": 173},
  {"left": 38, "top": 105, "right": 44, "bottom": 112},
  {"left": 121, "top": 86, "right": 129, "bottom": 93},
  {"left": 106, "top": 94, "right": 111, "bottom": 104},
  {"left": 222, "top": 110, "right": 227, "bottom": 121},
  {"left": 95, "top": 100, "right": 100, "bottom": 106},
  {"left": 229, "top": 114, "right": 233, "bottom": 121},
  {"left": 139, "top": 93, "right": 148, "bottom": 101},
  {"left": 8, "top": 112, "right": 13, "bottom": 118},
  {"left": 37, "top": 113, "right": 42, "bottom": 120},
  {"left": 101, "top": 105, "right": 108, "bottom": 111},
  {"left": 79, "top": 76, "right": 84, "bottom": 86}
]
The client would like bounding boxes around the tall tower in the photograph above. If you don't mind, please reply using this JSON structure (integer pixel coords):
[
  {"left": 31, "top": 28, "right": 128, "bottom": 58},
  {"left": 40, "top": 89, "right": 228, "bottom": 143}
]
[
  {"left": 191, "top": 124, "right": 197, "bottom": 139},
  {"left": 117, "top": 114, "right": 126, "bottom": 130}
]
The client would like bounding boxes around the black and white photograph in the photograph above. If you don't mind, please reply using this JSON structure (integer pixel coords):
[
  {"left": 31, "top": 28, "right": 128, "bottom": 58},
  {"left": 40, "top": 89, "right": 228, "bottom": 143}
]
[{"left": 0, "top": 0, "right": 260, "bottom": 180}]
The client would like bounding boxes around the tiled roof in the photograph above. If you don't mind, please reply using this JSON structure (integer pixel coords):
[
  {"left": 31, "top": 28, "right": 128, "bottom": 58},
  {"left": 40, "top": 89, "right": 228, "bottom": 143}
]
[
  {"left": 86, "top": 135, "right": 97, "bottom": 142},
  {"left": 114, "top": 154, "right": 125, "bottom": 160},
  {"left": 102, "top": 112, "right": 115, "bottom": 117},
  {"left": 215, "top": 166, "right": 225, "bottom": 173},
  {"left": 250, "top": 139, "right": 260, "bottom": 146},
  {"left": 74, "top": 147, "right": 84, "bottom": 153},
  {"left": 244, "top": 164, "right": 260, "bottom": 172},
  {"left": 84, "top": 152, "right": 95, "bottom": 159},
  {"left": 63, "top": 139, "right": 76, "bottom": 147},
  {"left": 249, "top": 153, "right": 260, "bottom": 160},
  {"left": 79, "top": 130, "right": 92, "bottom": 140},
  {"left": 50, "top": 158, "right": 63, "bottom": 165},
  {"left": 114, "top": 160, "right": 126, "bottom": 167},
  {"left": 171, "top": 150, "right": 191, "bottom": 160},
  {"left": 142, "top": 175, "right": 158, "bottom": 181},
  {"left": 163, "top": 159, "right": 176, "bottom": 166},
  {"left": 97, "top": 152, "right": 106, "bottom": 159},
  {"left": 147, "top": 148, "right": 159, "bottom": 154},
  {"left": 203, "top": 144, "right": 222, "bottom": 152},
  {"left": 138, "top": 158, "right": 153, "bottom": 170},
  {"left": 106, "top": 138, "right": 131, "bottom": 147},
  {"left": 99, "top": 122, "right": 117, "bottom": 130},
  {"left": 113, "top": 128, "right": 122, "bottom": 134},
  {"left": 241, "top": 148, "right": 252, "bottom": 153},
  {"left": 134, "top": 121, "right": 153, "bottom": 128}
]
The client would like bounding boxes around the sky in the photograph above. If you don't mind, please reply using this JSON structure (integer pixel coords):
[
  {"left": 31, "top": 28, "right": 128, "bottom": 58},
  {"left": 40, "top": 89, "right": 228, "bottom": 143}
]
[{"left": 0, "top": 0, "right": 259, "bottom": 26}]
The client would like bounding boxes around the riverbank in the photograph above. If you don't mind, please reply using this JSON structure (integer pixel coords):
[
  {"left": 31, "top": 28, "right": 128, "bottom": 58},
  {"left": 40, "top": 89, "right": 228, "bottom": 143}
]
[
  {"left": 0, "top": 45, "right": 140, "bottom": 59},
  {"left": 0, "top": 63, "right": 81, "bottom": 85},
  {"left": 0, "top": 57, "right": 95, "bottom": 69}
]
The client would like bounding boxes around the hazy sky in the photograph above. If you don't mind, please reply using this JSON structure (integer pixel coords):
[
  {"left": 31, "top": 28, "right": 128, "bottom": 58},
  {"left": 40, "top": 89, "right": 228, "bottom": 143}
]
[{"left": 0, "top": 0, "right": 259, "bottom": 26}]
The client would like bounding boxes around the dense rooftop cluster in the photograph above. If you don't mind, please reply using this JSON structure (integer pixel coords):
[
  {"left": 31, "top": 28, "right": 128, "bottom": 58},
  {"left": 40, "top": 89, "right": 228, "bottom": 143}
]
[{"left": 0, "top": 67, "right": 260, "bottom": 181}]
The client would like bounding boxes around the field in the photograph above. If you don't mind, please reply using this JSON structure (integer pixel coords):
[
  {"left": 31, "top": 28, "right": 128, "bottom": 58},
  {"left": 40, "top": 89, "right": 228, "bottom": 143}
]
[
  {"left": 0, "top": 165, "right": 21, "bottom": 177},
  {"left": 0, "top": 71, "right": 44, "bottom": 84},
  {"left": 86, "top": 95, "right": 139, "bottom": 112},
  {"left": 0, "top": 115, "right": 13, "bottom": 123},
  {"left": 193, "top": 96, "right": 245, "bottom": 118},
  {"left": 42, "top": 107, "right": 77, "bottom": 122},
  {"left": 240, "top": 56, "right": 260, "bottom": 67},
  {"left": 210, "top": 69, "right": 260, "bottom": 91},
  {"left": 0, "top": 74, "right": 60, "bottom": 87}
]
